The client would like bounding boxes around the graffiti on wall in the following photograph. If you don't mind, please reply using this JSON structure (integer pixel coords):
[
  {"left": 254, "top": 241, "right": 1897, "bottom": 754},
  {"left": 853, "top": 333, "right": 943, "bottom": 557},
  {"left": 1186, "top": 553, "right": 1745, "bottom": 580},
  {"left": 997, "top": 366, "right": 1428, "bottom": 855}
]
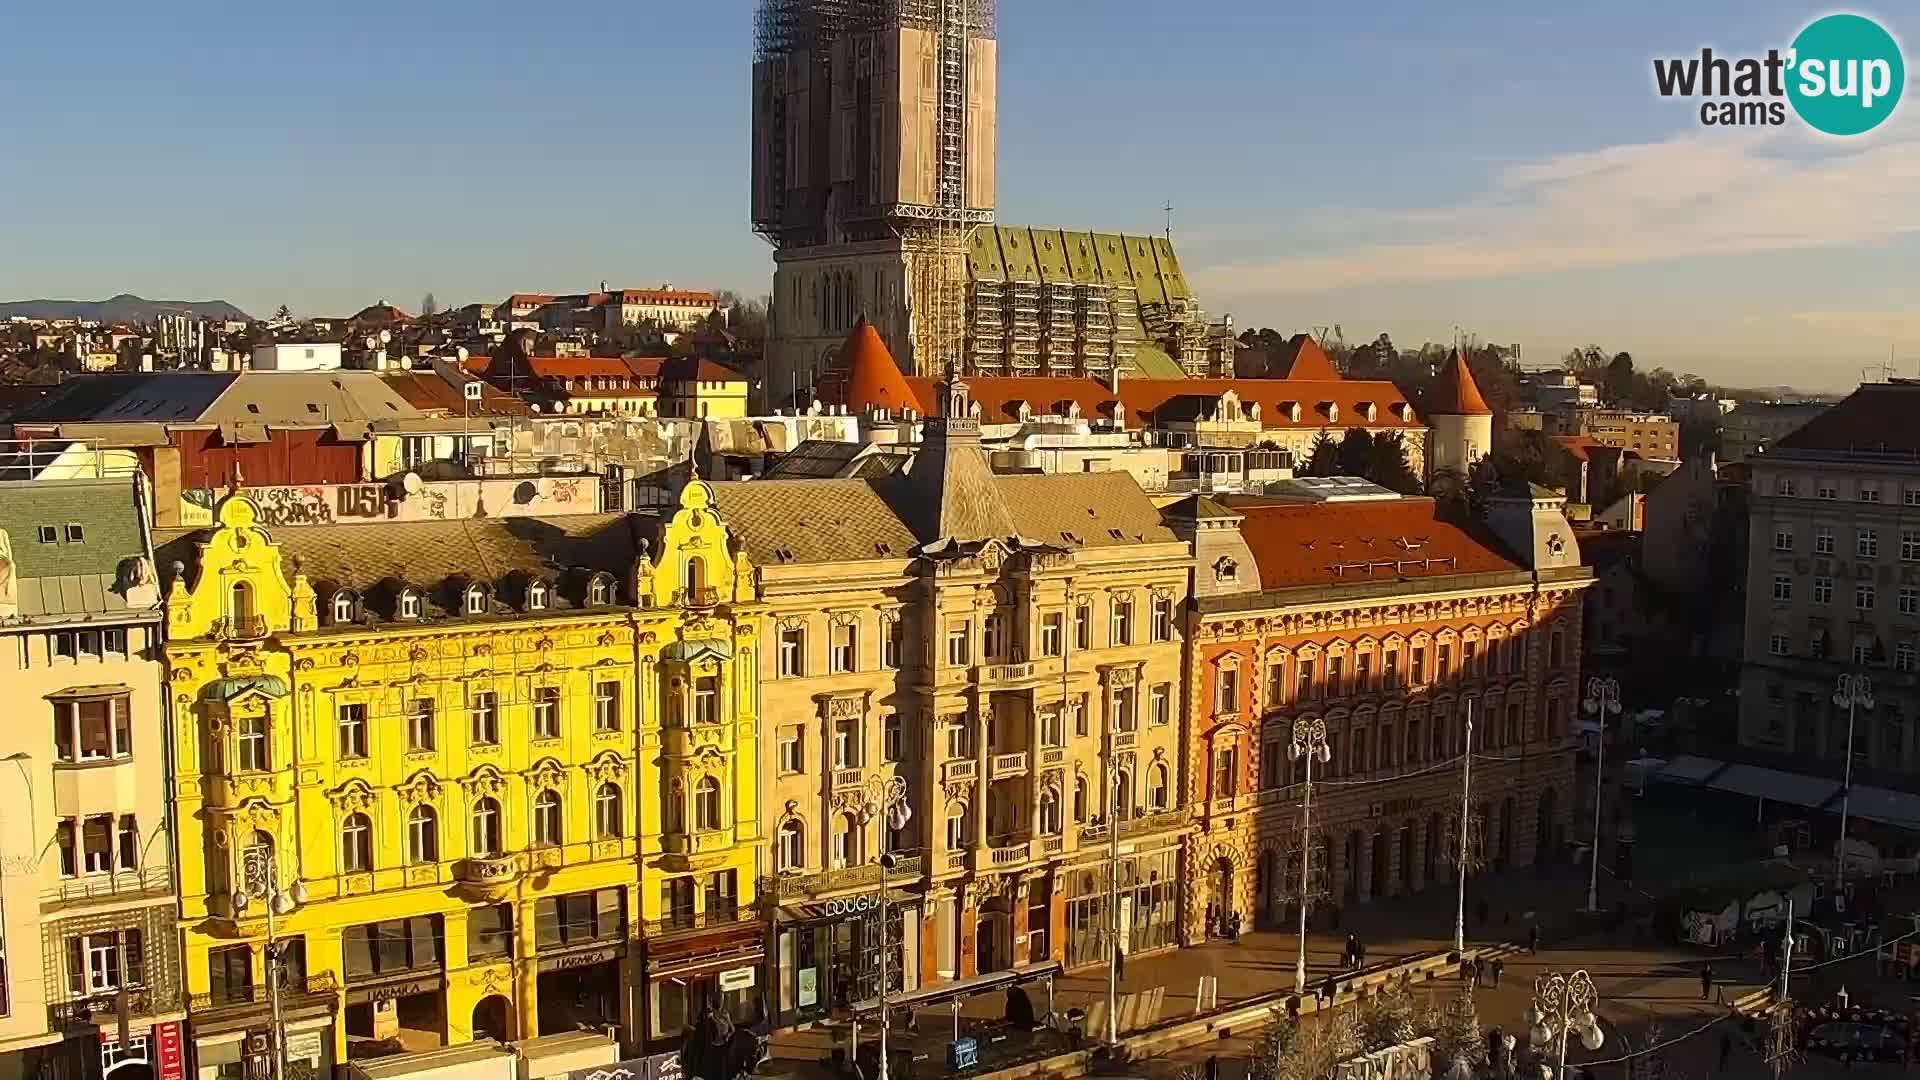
[{"left": 177, "top": 476, "right": 600, "bottom": 528}]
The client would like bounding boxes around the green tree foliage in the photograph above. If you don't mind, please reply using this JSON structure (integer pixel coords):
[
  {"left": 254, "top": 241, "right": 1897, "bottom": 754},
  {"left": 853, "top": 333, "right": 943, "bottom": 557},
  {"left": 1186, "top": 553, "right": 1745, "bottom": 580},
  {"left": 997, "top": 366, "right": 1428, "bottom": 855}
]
[
  {"left": 1361, "top": 982, "right": 1419, "bottom": 1050},
  {"left": 1305, "top": 433, "right": 1341, "bottom": 477},
  {"left": 1434, "top": 989, "right": 1488, "bottom": 1074}
]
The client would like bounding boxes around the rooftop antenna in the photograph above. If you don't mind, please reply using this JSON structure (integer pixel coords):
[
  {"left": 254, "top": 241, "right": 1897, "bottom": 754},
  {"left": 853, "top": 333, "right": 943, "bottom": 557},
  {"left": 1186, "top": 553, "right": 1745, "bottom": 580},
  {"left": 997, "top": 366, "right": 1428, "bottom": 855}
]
[{"left": 1163, "top": 200, "right": 1174, "bottom": 242}]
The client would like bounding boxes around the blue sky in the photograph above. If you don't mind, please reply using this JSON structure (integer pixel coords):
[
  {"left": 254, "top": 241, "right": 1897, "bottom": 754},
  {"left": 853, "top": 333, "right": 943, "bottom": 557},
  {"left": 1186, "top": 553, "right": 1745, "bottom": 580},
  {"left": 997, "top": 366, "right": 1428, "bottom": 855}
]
[{"left": 4, "top": 1, "right": 1915, "bottom": 390}]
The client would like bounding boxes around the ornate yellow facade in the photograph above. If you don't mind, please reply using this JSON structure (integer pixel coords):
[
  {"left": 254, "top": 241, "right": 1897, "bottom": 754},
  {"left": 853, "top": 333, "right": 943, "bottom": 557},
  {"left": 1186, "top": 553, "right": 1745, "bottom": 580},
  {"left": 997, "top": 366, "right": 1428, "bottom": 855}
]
[{"left": 159, "top": 484, "right": 762, "bottom": 1075}]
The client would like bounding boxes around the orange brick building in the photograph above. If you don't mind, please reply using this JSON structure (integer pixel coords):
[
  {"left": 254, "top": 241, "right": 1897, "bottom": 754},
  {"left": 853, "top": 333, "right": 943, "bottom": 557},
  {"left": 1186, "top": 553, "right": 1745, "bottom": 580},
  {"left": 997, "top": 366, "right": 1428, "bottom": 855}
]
[{"left": 1169, "top": 485, "right": 1593, "bottom": 938}]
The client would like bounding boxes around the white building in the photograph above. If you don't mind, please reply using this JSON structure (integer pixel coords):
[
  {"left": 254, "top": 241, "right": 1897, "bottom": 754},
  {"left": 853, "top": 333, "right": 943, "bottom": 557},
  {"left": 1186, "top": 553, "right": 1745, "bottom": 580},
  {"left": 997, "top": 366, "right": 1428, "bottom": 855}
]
[{"left": 251, "top": 341, "right": 343, "bottom": 371}]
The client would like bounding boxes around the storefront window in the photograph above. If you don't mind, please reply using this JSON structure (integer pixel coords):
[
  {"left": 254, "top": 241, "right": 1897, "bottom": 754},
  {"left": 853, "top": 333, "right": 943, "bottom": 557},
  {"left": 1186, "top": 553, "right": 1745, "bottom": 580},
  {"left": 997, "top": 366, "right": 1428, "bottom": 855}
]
[
  {"left": 535, "top": 888, "right": 625, "bottom": 949},
  {"left": 468, "top": 905, "right": 513, "bottom": 963},
  {"left": 343, "top": 916, "right": 442, "bottom": 979}
]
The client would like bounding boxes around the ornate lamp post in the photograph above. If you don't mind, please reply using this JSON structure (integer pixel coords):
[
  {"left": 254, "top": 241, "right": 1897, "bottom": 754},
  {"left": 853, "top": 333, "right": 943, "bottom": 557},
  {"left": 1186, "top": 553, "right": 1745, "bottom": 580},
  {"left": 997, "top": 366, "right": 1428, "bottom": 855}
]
[
  {"left": 866, "top": 777, "right": 909, "bottom": 1080},
  {"left": 1832, "top": 673, "right": 1873, "bottom": 905},
  {"left": 231, "top": 845, "right": 306, "bottom": 1080},
  {"left": 1581, "top": 677, "right": 1621, "bottom": 913},
  {"left": 1526, "top": 970, "right": 1603, "bottom": 1080},
  {"left": 1290, "top": 717, "right": 1332, "bottom": 994}
]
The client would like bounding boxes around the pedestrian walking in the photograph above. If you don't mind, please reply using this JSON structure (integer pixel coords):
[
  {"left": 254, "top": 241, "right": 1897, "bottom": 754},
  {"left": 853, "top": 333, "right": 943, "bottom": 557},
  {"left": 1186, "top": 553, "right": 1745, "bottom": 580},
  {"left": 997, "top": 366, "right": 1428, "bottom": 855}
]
[
  {"left": 1345, "top": 932, "right": 1359, "bottom": 970},
  {"left": 1490, "top": 957, "right": 1504, "bottom": 987},
  {"left": 1700, "top": 962, "right": 1714, "bottom": 1001},
  {"left": 1527, "top": 923, "right": 1540, "bottom": 955},
  {"left": 1719, "top": 1031, "right": 1733, "bottom": 1073},
  {"left": 1114, "top": 942, "right": 1125, "bottom": 981},
  {"left": 1468, "top": 957, "right": 1481, "bottom": 990}
]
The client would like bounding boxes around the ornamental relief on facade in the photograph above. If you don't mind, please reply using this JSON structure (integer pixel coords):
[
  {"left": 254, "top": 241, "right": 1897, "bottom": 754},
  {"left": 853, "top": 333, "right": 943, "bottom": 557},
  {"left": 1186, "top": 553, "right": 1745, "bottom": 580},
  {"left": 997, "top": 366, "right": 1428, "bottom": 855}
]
[
  {"left": 330, "top": 780, "right": 377, "bottom": 814},
  {"left": 586, "top": 752, "right": 627, "bottom": 785},
  {"left": 397, "top": 771, "right": 443, "bottom": 806},
  {"left": 463, "top": 766, "right": 507, "bottom": 798},
  {"left": 524, "top": 758, "right": 567, "bottom": 792},
  {"left": 942, "top": 780, "right": 972, "bottom": 806}
]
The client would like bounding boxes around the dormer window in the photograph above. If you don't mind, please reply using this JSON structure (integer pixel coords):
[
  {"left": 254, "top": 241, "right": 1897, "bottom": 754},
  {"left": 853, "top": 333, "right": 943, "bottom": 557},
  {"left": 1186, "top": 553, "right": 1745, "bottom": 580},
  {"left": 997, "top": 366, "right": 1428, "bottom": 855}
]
[
  {"left": 588, "top": 575, "right": 612, "bottom": 606},
  {"left": 465, "top": 584, "right": 489, "bottom": 616},
  {"left": 1214, "top": 557, "right": 1239, "bottom": 583},
  {"left": 331, "top": 590, "right": 358, "bottom": 625},
  {"left": 527, "top": 582, "right": 549, "bottom": 611},
  {"left": 398, "top": 589, "right": 421, "bottom": 620}
]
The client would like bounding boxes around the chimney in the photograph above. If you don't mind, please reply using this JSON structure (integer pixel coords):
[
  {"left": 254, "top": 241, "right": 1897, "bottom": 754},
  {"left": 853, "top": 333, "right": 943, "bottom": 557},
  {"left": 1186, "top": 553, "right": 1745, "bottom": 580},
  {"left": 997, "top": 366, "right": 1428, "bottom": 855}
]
[{"left": 1109, "top": 365, "right": 1123, "bottom": 394}]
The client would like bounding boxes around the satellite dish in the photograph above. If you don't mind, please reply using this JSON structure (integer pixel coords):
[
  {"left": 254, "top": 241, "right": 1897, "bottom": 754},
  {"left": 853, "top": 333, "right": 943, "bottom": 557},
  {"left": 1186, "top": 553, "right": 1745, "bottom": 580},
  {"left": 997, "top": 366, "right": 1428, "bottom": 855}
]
[{"left": 401, "top": 472, "right": 423, "bottom": 494}]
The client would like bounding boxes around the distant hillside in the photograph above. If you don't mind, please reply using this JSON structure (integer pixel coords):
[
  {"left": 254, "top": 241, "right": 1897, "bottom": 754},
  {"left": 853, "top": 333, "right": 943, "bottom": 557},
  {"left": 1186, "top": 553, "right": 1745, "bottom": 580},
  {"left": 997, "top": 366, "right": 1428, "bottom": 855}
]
[{"left": 0, "top": 293, "right": 252, "bottom": 323}]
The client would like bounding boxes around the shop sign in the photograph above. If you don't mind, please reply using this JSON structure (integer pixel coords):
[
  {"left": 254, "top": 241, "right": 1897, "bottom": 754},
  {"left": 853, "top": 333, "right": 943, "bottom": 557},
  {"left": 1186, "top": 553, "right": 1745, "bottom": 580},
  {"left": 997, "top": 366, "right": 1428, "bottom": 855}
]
[
  {"left": 345, "top": 977, "right": 441, "bottom": 1005},
  {"left": 563, "top": 1055, "right": 674, "bottom": 1080},
  {"left": 797, "top": 968, "right": 819, "bottom": 1008},
  {"left": 717, "top": 966, "right": 756, "bottom": 992},
  {"left": 644, "top": 1051, "right": 685, "bottom": 1080},
  {"left": 154, "top": 1021, "right": 185, "bottom": 1080},
  {"left": 819, "top": 893, "right": 883, "bottom": 918},
  {"left": 285, "top": 1031, "right": 324, "bottom": 1066},
  {"left": 539, "top": 945, "right": 622, "bottom": 973}
]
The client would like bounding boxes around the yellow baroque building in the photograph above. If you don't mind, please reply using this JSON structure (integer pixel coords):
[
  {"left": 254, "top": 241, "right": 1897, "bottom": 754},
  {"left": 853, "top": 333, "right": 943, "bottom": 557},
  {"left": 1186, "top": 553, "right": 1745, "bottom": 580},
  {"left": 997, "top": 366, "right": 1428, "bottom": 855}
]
[{"left": 157, "top": 484, "right": 764, "bottom": 1079}]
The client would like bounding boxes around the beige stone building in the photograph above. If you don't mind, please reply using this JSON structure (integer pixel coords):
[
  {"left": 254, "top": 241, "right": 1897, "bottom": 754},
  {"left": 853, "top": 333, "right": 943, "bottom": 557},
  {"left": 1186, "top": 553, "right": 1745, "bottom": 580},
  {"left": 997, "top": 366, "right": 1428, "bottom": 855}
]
[
  {"left": 0, "top": 476, "right": 181, "bottom": 1080},
  {"left": 710, "top": 379, "right": 1192, "bottom": 1026}
]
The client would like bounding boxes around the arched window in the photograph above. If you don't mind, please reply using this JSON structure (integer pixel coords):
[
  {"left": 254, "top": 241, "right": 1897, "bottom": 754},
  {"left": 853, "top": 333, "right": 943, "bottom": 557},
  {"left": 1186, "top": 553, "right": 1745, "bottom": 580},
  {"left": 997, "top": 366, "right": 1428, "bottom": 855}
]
[
  {"left": 1549, "top": 628, "right": 1566, "bottom": 668},
  {"left": 661, "top": 784, "right": 684, "bottom": 834},
  {"left": 228, "top": 581, "right": 254, "bottom": 630},
  {"left": 694, "top": 776, "right": 722, "bottom": 831},
  {"left": 684, "top": 556, "right": 706, "bottom": 603},
  {"left": 595, "top": 783, "right": 623, "bottom": 839},
  {"left": 1039, "top": 788, "right": 1062, "bottom": 835},
  {"left": 945, "top": 804, "right": 970, "bottom": 849},
  {"left": 471, "top": 797, "right": 501, "bottom": 857},
  {"left": 777, "top": 819, "right": 804, "bottom": 871},
  {"left": 1073, "top": 776, "right": 1088, "bottom": 823},
  {"left": 588, "top": 575, "right": 612, "bottom": 606},
  {"left": 407, "top": 805, "right": 438, "bottom": 864},
  {"left": 465, "top": 584, "right": 489, "bottom": 616},
  {"left": 1149, "top": 764, "right": 1170, "bottom": 811},
  {"left": 341, "top": 813, "right": 372, "bottom": 872},
  {"left": 331, "top": 590, "right": 356, "bottom": 625},
  {"left": 832, "top": 812, "right": 859, "bottom": 869},
  {"left": 527, "top": 582, "right": 549, "bottom": 612},
  {"left": 532, "top": 790, "right": 562, "bottom": 848},
  {"left": 398, "top": 588, "right": 421, "bottom": 620},
  {"left": 242, "top": 829, "right": 274, "bottom": 872},
  {"left": 1114, "top": 769, "right": 1133, "bottom": 822}
]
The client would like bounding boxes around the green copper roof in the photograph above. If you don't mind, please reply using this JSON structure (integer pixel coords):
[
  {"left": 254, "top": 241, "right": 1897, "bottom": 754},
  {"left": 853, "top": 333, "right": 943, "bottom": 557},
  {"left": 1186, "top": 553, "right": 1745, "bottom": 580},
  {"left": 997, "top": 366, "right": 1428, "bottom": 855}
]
[
  {"left": 964, "top": 226, "right": 1195, "bottom": 302},
  {"left": 1130, "top": 343, "right": 1187, "bottom": 379}
]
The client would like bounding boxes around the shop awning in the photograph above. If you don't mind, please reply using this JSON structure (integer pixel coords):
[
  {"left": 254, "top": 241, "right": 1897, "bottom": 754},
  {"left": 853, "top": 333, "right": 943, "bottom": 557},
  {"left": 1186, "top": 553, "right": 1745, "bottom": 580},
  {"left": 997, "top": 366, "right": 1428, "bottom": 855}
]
[
  {"left": 1706, "top": 764, "right": 1841, "bottom": 809},
  {"left": 1655, "top": 754, "right": 1729, "bottom": 786},
  {"left": 850, "top": 960, "right": 1062, "bottom": 1017},
  {"left": 1837, "top": 784, "right": 1920, "bottom": 832}
]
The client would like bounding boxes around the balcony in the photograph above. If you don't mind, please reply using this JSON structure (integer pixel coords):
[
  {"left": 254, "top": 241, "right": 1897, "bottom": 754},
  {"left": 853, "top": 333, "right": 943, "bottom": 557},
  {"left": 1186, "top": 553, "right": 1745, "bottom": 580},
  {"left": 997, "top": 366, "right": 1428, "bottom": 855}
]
[
  {"left": 673, "top": 586, "right": 720, "bottom": 608},
  {"left": 989, "top": 751, "right": 1029, "bottom": 779},
  {"left": 188, "top": 971, "right": 340, "bottom": 1019},
  {"left": 43, "top": 865, "right": 172, "bottom": 907},
  {"left": 760, "top": 852, "right": 925, "bottom": 900},
  {"left": 661, "top": 831, "right": 733, "bottom": 858},
  {"left": 942, "top": 759, "right": 977, "bottom": 782},
  {"left": 211, "top": 615, "right": 270, "bottom": 641},
  {"left": 1040, "top": 835, "right": 1065, "bottom": 856},
  {"left": 945, "top": 851, "right": 971, "bottom": 873},
  {"left": 49, "top": 987, "right": 172, "bottom": 1030},
  {"left": 832, "top": 768, "right": 865, "bottom": 790},
  {"left": 647, "top": 905, "right": 757, "bottom": 938},
  {"left": 1039, "top": 747, "right": 1067, "bottom": 768},
  {"left": 990, "top": 841, "right": 1031, "bottom": 867},
  {"left": 1110, "top": 730, "right": 1138, "bottom": 750},
  {"left": 1078, "top": 808, "right": 1191, "bottom": 845},
  {"left": 207, "top": 768, "right": 295, "bottom": 809},
  {"left": 452, "top": 854, "right": 522, "bottom": 899}
]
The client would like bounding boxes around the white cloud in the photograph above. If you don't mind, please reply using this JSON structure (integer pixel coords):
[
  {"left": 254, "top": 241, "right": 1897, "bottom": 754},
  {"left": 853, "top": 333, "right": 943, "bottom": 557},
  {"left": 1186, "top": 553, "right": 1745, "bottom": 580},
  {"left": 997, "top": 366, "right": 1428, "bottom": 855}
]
[{"left": 1189, "top": 114, "right": 1920, "bottom": 295}]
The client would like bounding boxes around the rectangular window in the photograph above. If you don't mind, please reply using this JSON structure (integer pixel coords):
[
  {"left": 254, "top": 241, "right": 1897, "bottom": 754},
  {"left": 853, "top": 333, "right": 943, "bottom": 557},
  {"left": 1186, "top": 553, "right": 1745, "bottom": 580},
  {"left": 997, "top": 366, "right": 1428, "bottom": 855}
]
[
  {"left": 1074, "top": 605, "right": 1092, "bottom": 651},
  {"left": 1904, "top": 531, "right": 1920, "bottom": 562},
  {"left": 778, "top": 627, "right": 805, "bottom": 677},
  {"left": 1262, "top": 740, "right": 1283, "bottom": 788},
  {"left": 338, "top": 703, "right": 368, "bottom": 759},
  {"left": 777, "top": 727, "right": 803, "bottom": 774},
  {"left": 1816, "top": 527, "right": 1836, "bottom": 555},
  {"left": 1857, "top": 585, "right": 1877, "bottom": 612},
  {"left": 1150, "top": 596, "right": 1174, "bottom": 642},
  {"left": 831, "top": 621, "right": 858, "bottom": 673},
  {"left": 1111, "top": 686, "right": 1137, "bottom": 733},
  {"left": 1902, "top": 588, "right": 1920, "bottom": 616},
  {"left": 1040, "top": 613, "right": 1063, "bottom": 657},
  {"left": 1297, "top": 659, "right": 1316, "bottom": 700},
  {"left": 1907, "top": 486, "right": 1920, "bottom": 507},
  {"left": 945, "top": 715, "right": 971, "bottom": 760},
  {"left": 1861, "top": 485, "right": 1883, "bottom": 503},
  {"left": 1109, "top": 599, "right": 1133, "bottom": 646},
  {"left": 1357, "top": 652, "right": 1374, "bottom": 690},
  {"left": 945, "top": 623, "right": 971, "bottom": 667},
  {"left": 467, "top": 905, "right": 513, "bottom": 964},
  {"left": 1215, "top": 668, "right": 1239, "bottom": 714},
  {"left": 1211, "top": 748, "right": 1238, "bottom": 800},
  {"left": 1772, "top": 575, "right": 1793, "bottom": 602},
  {"left": 1815, "top": 577, "right": 1834, "bottom": 604},
  {"left": 883, "top": 714, "right": 902, "bottom": 763},
  {"left": 594, "top": 681, "right": 622, "bottom": 731},
  {"left": 1326, "top": 655, "right": 1344, "bottom": 697},
  {"left": 1041, "top": 707, "right": 1064, "bottom": 747},
  {"left": 211, "top": 945, "right": 252, "bottom": 1005},
  {"left": 237, "top": 715, "right": 269, "bottom": 772},
  {"left": 1073, "top": 695, "right": 1090, "bottom": 738},
  {"left": 532, "top": 687, "right": 560, "bottom": 739},
  {"left": 1407, "top": 718, "right": 1423, "bottom": 763},
  {"left": 1779, "top": 478, "right": 1798, "bottom": 497},
  {"left": 407, "top": 698, "right": 436, "bottom": 751},
  {"left": 1818, "top": 482, "right": 1837, "bottom": 500},
  {"left": 881, "top": 618, "right": 902, "bottom": 669},
  {"left": 469, "top": 692, "right": 499, "bottom": 745},
  {"left": 1435, "top": 645, "right": 1451, "bottom": 682},
  {"left": 1383, "top": 649, "right": 1400, "bottom": 689},
  {"left": 1769, "top": 633, "right": 1790, "bottom": 656},
  {"left": 833, "top": 718, "right": 859, "bottom": 769},
  {"left": 1773, "top": 526, "right": 1794, "bottom": 551},
  {"left": 117, "top": 816, "right": 138, "bottom": 871},
  {"left": 1860, "top": 530, "right": 1880, "bottom": 558},
  {"left": 1462, "top": 642, "right": 1478, "bottom": 678},
  {"left": 54, "top": 697, "right": 132, "bottom": 762},
  {"left": 1151, "top": 683, "right": 1171, "bottom": 727},
  {"left": 81, "top": 816, "right": 113, "bottom": 874},
  {"left": 1411, "top": 647, "right": 1426, "bottom": 684},
  {"left": 982, "top": 615, "right": 1005, "bottom": 663}
]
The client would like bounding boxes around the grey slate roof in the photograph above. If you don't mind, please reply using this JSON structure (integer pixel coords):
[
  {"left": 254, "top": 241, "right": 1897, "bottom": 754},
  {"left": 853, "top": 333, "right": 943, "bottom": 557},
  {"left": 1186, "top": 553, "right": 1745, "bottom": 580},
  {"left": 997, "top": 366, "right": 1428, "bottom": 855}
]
[
  {"left": 155, "top": 513, "right": 640, "bottom": 624},
  {"left": 885, "top": 418, "right": 1019, "bottom": 545},
  {"left": 995, "top": 472, "right": 1179, "bottom": 549},
  {"left": 0, "top": 477, "right": 155, "bottom": 619},
  {"left": 15, "top": 373, "right": 239, "bottom": 423},
  {"left": 12, "top": 371, "right": 426, "bottom": 430},
  {"left": 706, "top": 479, "right": 919, "bottom": 565}
]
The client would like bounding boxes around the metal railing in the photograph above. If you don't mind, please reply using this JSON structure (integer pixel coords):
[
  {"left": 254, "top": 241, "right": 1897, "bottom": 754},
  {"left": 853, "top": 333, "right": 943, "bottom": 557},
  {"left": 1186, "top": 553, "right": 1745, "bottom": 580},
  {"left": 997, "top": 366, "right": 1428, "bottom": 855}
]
[
  {"left": 211, "top": 615, "right": 270, "bottom": 640},
  {"left": 673, "top": 586, "right": 720, "bottom": 608},
  {"left": 646, "top": 905, "right": 755, "bottom": 936},
  {"left": 43, "top": 865, "right": 174, "bottom": 906},
  {"left": 188, "top": 971, "right": 340, "bottom": 1014},
  {"left": 49, "top": 986, "right": 169, "bottom": 1028},
  {"left": 759, "top": 852, "right": 925, "bottom": 900}
]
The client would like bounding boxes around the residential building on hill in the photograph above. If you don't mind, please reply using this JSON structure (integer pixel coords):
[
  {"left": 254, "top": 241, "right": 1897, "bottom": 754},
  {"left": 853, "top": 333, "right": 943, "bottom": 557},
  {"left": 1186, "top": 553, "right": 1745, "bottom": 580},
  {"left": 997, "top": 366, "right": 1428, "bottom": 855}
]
[
  {"left": 156, "top": 488, "right": 766, "bottom": 1073},
  {"left": 0, "top": 477, "right": 180, "bottom": 1080},
  {"left": 1176, "top": 485, "right": 1591, "bottom": 932},
  {"left": 708, "top": 377, "right": 1193, "bottom": 1021},
  {"left": 1721, "top": 400, "right": 1832, "bottom": 464},
  {"left": 1580, "top": 410, "right": 1679, "bottom": 460}
]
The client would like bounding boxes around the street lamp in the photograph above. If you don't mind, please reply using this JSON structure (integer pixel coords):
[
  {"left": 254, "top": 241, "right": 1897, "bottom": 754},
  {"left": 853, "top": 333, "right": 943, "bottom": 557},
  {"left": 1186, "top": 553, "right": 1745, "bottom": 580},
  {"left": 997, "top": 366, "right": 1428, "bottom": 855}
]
[
  {"left": 1581, "top": 677, "right": 1621, "bottom": 913},
  {"left": 865, "top": 777, "right": 908, "bottom": 1080},
  {"left": 1526, "top": 969, "right": 1603, "bottom": 1080},
  {"left": 231, "top": 844, "right": 306, "bottom": 1080},
  {"left": 1289, "top": 717, "right": 1332, "bottom": 994},
  {"left": 1454, "top": 699, "right": 1477, "bottom": 955},
  {"left": 1831, "top": 673, "right": 1873, "bottom": 907}
]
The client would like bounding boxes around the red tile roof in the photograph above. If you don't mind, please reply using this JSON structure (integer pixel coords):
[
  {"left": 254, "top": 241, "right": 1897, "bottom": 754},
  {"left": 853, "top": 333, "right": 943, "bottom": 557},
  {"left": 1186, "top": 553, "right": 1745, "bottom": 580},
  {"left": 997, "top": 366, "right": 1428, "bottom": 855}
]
[
  {"left": 505, "top": 293, "right": 556, "bottom": 308},
  {"left": 836, "top": 374, "right": 1419, "bottom": 431},
  {"left": 1428, "top": 350, "right": 1492, "bottom": 415},
  {"left": 840, "top": 319, "right": 920, "bottom": 413},
  {"left": 1774, "top": 382, "right": 1920, "bottom": 454},
  {"left": 1552, "top": 435, "right": 1597, "bottom": 462},
  {"left": 1264, "top": 334, "right": 1341, "bottom": 380},
  {"left": 662, "top": 356, "right": 746, "bottom": 383},
  {"left": 523, "top": 356, "right": 661, "bottom": 381},
  {"left": 1226, "top": 496, "right": 1524, "bottom": 589},
  {"left": 379, "top": 371, "right": 530, "bottom": 416}
]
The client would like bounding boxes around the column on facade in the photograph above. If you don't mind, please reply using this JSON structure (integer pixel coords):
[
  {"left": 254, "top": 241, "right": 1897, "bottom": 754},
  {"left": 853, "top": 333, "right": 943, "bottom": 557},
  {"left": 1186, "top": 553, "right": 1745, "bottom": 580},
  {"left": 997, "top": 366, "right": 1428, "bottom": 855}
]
[
  {"left": 957, "top": 882, "right": 979, "bottom": 979},
  {"left": 440, "top": 910, "right": 475, "bottom": 1043},
  {"left": 308, "top": 928, "right": 346, "bottom": 1065},
  {"left": 514, "top": 897, "right": 541, "bottom": 1039}
]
